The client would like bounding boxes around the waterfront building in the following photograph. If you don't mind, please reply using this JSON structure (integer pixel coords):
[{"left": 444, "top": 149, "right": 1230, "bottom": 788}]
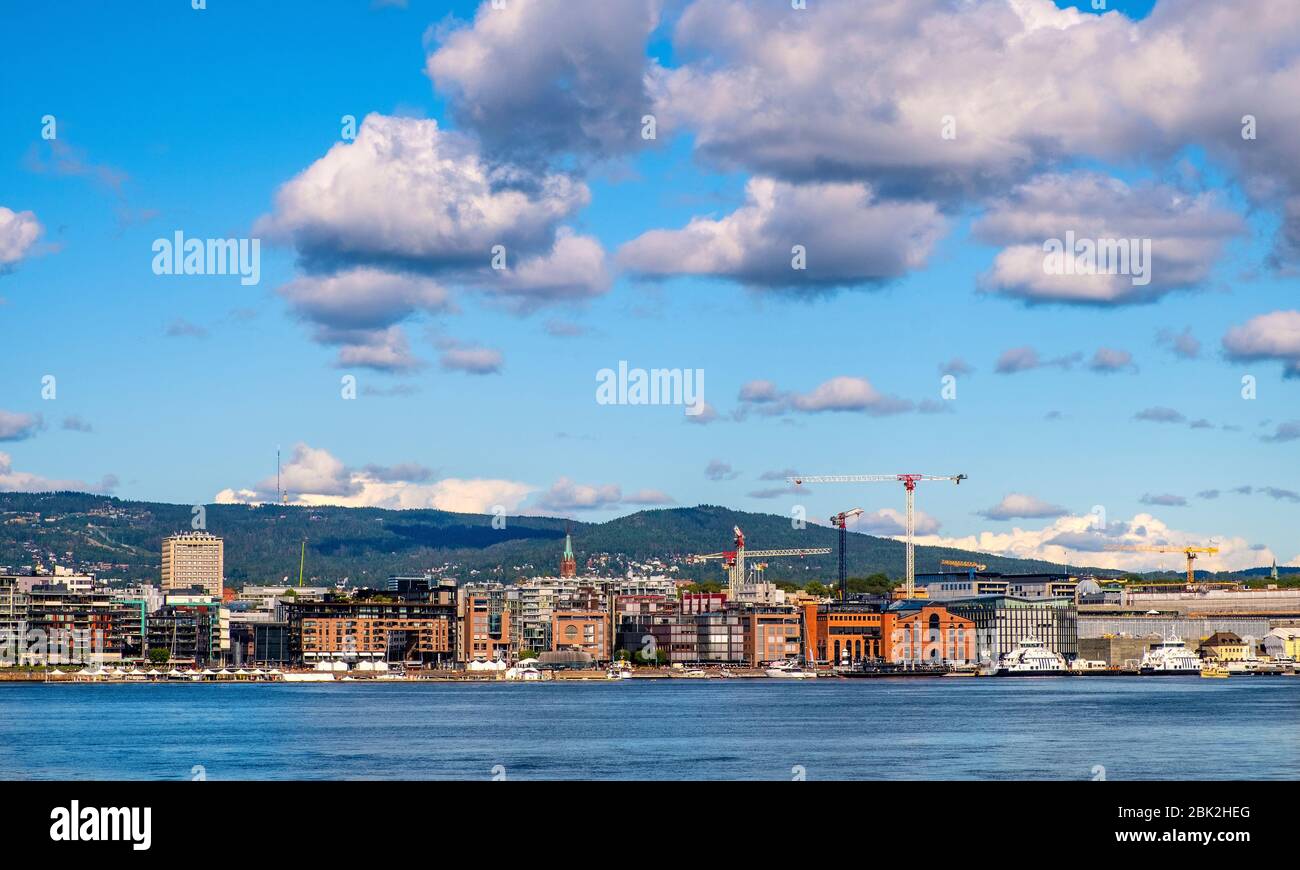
[
  {"left": 288, "top": 585, "right": 458, "bottom": 667},
  {"left": 146, "top": 594, "right": 229, "bottom": 666},
  {"left": 0, "top": 575, "right": 27, "bottom": 664},
  {"left": 461, "top": 583, "right": 512, "bottom": 662},
  {"left": 507, "top": 578, "right": 606, "bottom": 656},
  {"left": 744, "top": 607, "right": 802, "bottom": 665},
  {"left": 25, "top": 584, "right": 128, "bottom": 664},
  {"left": 943, "top": 595, "right": 1078, "bottom": 663},
  {"left": 161, "top": 532, "right": 224, "bottom": 596},
  {"left": 229, "top": 609, "right": 292, "bottom": 666},
  {"left": 1263, "top": 627, "right": 1300, "bottom": 660},
  {"left": 613, "top": 594, "right": 745, "bottom": 664},
  {"left": 551, "top": 608, "right": 608, "bottom": 661},
  {"left": 802, "top": 601, "right": 883, "bottom": 664},
  {"left": 801, "top": 598, "right": 974, "bottom": 666},
  {"left": 1198, "top": 631, "right": 1252, "bottom": 662},
  {"left": 884, "top": 600, "right": 977, "bottom": 666}
]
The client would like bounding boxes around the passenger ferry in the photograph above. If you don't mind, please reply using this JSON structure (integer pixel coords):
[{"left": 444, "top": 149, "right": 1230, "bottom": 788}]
[
  {"left": 995, "top": 638, "right": 1068, "bottom": 676},
  {"left": 1139, "top": 637, "right": 1202, "bottom": 675}
]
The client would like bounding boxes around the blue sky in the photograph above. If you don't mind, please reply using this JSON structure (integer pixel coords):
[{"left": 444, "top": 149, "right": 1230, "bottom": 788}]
[{"left": 0, "top": 0, "right": 1297, "bottom": 572}]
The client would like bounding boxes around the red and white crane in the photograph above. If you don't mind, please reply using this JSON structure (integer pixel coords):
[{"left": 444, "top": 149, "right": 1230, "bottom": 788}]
[
  {"left": 688, "top": 525, "right": 831, "bottom": 601},
  {"left": 789, "top": 474, "right": 968, "bottom": 600}
]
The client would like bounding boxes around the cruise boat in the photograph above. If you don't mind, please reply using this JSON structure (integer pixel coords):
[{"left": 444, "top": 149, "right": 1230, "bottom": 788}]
[
  {"left": 1200, "top": 664, "right": 1230, "bottom": 678},
  {"left": 765, "top": 660, "right": 816, "bottom": 679},
  {"left": 995, "top": 638, "right": 1068, "bottom": 676},
  {"left": 1139, "top": 637, "right": 1202, "bottom": 675}
]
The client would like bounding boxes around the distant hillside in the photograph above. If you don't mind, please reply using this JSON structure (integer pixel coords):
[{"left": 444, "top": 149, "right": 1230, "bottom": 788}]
[{"left": 0, "top": 492, "right": 1093, "bottom": 587}]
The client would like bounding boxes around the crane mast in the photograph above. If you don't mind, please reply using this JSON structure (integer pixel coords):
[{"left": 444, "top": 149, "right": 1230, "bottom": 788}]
[{"left": 830, "top": 508, "right": 864, "bottom": 600}]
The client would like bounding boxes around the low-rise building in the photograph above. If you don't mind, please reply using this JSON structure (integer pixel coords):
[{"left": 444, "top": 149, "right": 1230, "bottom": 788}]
[
  {"left": 1199, "top": 631, "right": 1252, "bottom": 662},
  {"left": 1263, "top": 627, "right": 1300, "bottom": 660}
]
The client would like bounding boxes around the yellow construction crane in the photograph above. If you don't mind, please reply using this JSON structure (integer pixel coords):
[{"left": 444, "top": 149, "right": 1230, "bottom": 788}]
[
  {"left": 940, "top": 559, "right": 986, "bottom": 571},
  {"left": 1106, "top": 545, "right": 1219, "bottom": 585}
]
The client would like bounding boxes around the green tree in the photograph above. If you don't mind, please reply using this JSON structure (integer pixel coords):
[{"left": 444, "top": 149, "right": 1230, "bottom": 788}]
[
  {"left": 845, "top": 573, "right": 895, "bottom": 595},
  {"left": 147, "top": 648, "right": 170, "bottom": 665}
]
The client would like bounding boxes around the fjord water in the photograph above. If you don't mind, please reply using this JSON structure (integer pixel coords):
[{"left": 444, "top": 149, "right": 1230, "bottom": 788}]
[{"left": 2, "top": 678, "right": 1296, "bottom": 780}]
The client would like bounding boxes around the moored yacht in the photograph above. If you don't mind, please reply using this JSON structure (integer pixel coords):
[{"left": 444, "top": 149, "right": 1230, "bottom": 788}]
[
  {"left": 995, "top": 638, "right": 1068, "bottom": 676},
  {"left": 1139, "top": 637, "right": 1202, "bottom": 675},
  {"left": 765, "top": 660, "right": 816, "bottom": 679}
]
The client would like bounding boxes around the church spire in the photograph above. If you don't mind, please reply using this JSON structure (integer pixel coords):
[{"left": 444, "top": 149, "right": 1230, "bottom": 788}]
[{"left": 560, "top": 523, "right": 577, "bottom": 578}]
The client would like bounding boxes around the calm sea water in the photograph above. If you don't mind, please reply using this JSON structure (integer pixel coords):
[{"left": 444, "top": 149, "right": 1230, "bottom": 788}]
[{"left": 1, "top": 677, "right": 1296, "bottom": 780}]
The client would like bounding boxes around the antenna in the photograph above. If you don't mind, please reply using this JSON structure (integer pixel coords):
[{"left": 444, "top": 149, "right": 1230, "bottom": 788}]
[{"left": 277, "top": 445, "right": 286, "bottom": 505}]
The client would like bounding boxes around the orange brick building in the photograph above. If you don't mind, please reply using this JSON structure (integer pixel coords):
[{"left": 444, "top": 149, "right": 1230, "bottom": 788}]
[
  {"left": 462, "top": 590, "right": 512, "bottom": 662},
  {"left": 802, "top": 601, "right": 974, "bottom": 665},
  {"left": 883, "top": 603, "right": 976, "bottom": 665},
  {"left": 552, "top": 609, "right": 609, "bottom": 661}
]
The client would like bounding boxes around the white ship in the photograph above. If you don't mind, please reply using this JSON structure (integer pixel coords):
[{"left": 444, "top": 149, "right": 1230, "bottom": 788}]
[
  {"left": 995, "top": 638, "right": 1068, "bottom": 676},
  {"left": 1139, "top": 637, "right": 1202, "bottom": 675},
  {"left": 765, "top": 660, "right": 816, "bottom": 679}
]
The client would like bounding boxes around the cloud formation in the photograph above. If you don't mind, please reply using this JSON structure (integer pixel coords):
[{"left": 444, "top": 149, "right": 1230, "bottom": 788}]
[
  {"left": 1222, "top": 310, "right": 1300, "bottom": 378},
  {"left": 736, "top": 376, "right": 914, "bottom": 416},
  {"left": 974, "top": 173, "right": 1241, "bottom": 305},
  {"left": 216, "top": 443, "right": 534, "bottom": 512},
  {"left": 0, "top": 411, "right": 42, "bottom": 442},
  {"left": 979, "top": 493, "right": 1069, "bottom": 521},
  {"left": 427, "top": 0, "right": 663, "bottom": 162},
  {"left": 0, "top": 207, "right": 42, "bottom": 266},
  {"left": 619, "top": 177, "right": 943, "bottom": 291},
  {"left": 914, "top": 511, "right": 1270, "bottom": 573},
  {"left": 0, "top": 452, "right": 115, "bottom": 494}
]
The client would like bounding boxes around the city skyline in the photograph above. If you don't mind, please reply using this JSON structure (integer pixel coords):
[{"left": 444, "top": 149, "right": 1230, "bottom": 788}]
[{"left": 1, "top": 0, "right": 1298, "bottom": 576}]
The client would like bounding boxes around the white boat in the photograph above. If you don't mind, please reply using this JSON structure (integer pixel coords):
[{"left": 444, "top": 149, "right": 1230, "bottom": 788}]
[
  {"left": 765, "top": 661, "right": 816, "bottom": 679},
  {"left": 995, "top": 638, "right": 1068, "bottom": 676},
  {"left": 1139, "top": 637, "right": 1202, "bottom": 675}
]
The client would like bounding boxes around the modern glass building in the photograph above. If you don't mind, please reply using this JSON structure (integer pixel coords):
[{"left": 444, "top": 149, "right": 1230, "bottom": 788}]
[{"left": 944, "top": 596, "right": 1078, "bottom": 663}]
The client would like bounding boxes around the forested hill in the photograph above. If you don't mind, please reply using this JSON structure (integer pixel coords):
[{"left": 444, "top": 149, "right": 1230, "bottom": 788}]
[{"left": 0, "top": 492, "right": 1087, "bottom": 587}]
